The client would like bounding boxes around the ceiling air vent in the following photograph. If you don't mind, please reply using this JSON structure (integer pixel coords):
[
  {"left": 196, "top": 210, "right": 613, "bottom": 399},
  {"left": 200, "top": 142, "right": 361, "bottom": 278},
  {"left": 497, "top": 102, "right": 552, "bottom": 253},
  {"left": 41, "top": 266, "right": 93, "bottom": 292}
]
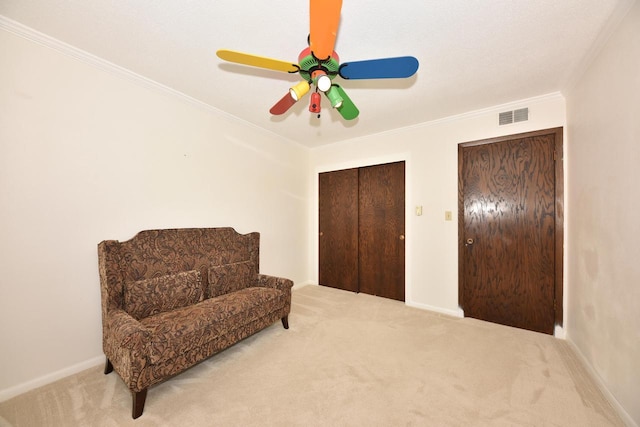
[
  {"left": 514, "top": 107, "right": 529, "bottom": 122},
  {"left": 499, "top": 107, "right": 529, "bottom": 125},
  {"left": 499, "top": 110, "right": 513, "bottom": 125}
]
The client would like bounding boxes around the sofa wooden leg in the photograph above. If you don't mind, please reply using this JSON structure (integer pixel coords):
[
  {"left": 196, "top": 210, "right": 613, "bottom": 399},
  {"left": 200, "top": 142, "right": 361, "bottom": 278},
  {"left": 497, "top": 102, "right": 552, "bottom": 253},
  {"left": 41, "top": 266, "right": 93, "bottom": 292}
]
[
  {"left": 104, "top": 358, "right": 113, "bottom": 375},
  {"left": 281, "top": 316, "right": 289, "bottom": 329},
  {"left": 132, "top": 389, "right": 148, "bottom": 419}
]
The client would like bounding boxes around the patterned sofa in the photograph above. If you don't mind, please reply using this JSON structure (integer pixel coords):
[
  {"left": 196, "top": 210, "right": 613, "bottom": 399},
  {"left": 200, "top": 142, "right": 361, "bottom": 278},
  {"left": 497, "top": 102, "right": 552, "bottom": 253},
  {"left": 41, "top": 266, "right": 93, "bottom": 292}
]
[{"left": 97, "top": 228, "right": 292, "bottom": 419}]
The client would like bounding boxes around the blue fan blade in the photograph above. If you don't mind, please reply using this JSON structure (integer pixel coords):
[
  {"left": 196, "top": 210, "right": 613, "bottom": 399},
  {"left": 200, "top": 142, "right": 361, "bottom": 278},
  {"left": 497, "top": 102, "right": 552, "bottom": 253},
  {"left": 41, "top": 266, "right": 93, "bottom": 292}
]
[{"left": 339, "top": 56, "right": 419, "bottom": 80}]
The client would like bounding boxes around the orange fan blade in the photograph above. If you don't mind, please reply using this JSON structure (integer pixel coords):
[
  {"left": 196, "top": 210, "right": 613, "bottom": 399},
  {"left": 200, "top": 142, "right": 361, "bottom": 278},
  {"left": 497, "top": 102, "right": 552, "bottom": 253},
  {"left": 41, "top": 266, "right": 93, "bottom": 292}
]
[{"left": 309, "top": 0, "right": 342, "bottom": 60}]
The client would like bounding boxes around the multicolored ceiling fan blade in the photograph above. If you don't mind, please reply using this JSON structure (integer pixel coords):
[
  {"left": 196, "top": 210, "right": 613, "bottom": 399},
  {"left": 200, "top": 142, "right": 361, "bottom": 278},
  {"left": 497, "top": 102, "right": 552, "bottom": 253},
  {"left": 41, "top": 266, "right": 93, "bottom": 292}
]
[
  {"left": 217, "top": 50, "right": 300, "bottom": 73},
  {"left": 339, "top": 56, "right": 419, "bottom": 80},
  {"left": 269, "top": 92, "right": 298, "bottom": 115},
  {"left": 309, "top": 0, "right": 342, "bottom": 60},
  {"left": 332, "top": 85, "right": 359, "bottom": 120},
  {"left": 218, "top": 1, "right": 417, "bottom": 122}
]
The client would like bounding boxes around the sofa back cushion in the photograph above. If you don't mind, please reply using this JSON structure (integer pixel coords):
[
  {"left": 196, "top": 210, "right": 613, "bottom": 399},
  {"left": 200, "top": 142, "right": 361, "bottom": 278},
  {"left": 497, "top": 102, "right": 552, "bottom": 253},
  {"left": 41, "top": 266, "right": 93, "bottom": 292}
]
[
  {"left": 208, "top": 261, "right": 256, "bottom": 298},
  {"left": 98, "top": 228, "right": 260, "bottom": 315},
  {"left": 124, "top": 270, "right": 204, "bottom": 320}
]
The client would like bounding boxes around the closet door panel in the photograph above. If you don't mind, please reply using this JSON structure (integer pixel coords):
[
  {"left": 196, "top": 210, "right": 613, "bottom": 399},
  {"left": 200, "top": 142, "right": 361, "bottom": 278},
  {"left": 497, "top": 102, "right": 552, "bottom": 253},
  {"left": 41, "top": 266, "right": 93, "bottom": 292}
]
[
  {"left": 319, "top": 168, "right": 359, "bottom": 292},
  {"left": 358, "top": 162, "right": 405, "bottom": 301}
]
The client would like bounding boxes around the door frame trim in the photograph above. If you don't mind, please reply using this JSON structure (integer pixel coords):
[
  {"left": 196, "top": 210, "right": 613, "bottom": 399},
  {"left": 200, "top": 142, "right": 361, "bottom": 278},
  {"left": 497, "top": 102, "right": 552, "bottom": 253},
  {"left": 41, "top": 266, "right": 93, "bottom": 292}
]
[{"left": 457, "top": 127, "right": 564, "bottom": 328}]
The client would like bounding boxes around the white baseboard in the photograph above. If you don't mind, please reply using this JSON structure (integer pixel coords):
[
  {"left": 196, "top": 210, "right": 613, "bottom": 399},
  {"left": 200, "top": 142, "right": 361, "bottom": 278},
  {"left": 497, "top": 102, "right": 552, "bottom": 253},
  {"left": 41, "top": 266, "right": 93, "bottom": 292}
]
[
  {"left": 0, "top": 355, "right": 104, "bottom": 402},
  {"left": 292, "top": 281, "right": 317, "bottom": 290},
  {"left": 554, "top": 324, "right": 567, "bottom": 339},
  {"left": 405, "top": 300, "right": 464, "bottom": 318},
  {"left": 566, "top": 339, "right": 638, "bottom": 427},
  {"left": 295, "top": 285, "right": 465, "bottom": 319}
]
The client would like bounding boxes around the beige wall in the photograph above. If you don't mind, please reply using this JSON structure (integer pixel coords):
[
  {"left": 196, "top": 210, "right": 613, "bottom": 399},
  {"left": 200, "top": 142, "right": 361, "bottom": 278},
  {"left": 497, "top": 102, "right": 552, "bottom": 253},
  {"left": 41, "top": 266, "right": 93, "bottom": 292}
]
[
  {"left": 3, "top": 5, "right": 639, "bottom": 424},
  {"left": 308, "top": 95, "right": 566, "bottom": 316},
  {"left": 0, "top": 29, "right": 309, "bottom": 398},
  {"left": 565, "top": 2, "right": 640, "bottom": 425}
]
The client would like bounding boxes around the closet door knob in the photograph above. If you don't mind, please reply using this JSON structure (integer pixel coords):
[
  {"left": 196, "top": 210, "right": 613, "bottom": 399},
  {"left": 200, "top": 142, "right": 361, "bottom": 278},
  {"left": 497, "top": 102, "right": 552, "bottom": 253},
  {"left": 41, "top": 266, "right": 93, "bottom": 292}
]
[{"left": 399, "top": 235, "right": 405, "bottom": 240}]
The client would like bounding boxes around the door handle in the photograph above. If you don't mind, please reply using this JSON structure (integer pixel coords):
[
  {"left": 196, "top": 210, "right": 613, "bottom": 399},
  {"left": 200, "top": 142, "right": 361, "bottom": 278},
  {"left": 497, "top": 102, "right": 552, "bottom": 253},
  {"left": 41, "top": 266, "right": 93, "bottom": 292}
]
[
  {"left": 465, "top": 238, "right": 474, "bottom": 246},
  {"left": 399, "top": 234, "right": 405, "bottom": 240}
]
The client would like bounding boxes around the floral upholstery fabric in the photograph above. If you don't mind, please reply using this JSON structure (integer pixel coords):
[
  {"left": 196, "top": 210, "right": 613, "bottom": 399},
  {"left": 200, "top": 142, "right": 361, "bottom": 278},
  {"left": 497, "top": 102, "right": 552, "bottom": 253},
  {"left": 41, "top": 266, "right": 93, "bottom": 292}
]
[
  {"left": 208, "top": 261, "right": 256, "bottom": 297},
  {"left": 97, "top": 228, "right": 293, "bottom": 395},
  {"left": 141, "top": 287, "right": 285, "bottom": 364},
  {"left": 124, "top": 270, "right": 204, "bottom": 320}
]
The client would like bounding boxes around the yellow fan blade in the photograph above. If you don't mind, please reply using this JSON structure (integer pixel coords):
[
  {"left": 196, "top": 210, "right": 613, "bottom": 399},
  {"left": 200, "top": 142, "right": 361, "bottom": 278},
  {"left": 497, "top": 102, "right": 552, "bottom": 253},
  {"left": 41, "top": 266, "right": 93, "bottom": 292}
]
[{"left": 216, "top": 50, "right": 299, "bottom": 73}]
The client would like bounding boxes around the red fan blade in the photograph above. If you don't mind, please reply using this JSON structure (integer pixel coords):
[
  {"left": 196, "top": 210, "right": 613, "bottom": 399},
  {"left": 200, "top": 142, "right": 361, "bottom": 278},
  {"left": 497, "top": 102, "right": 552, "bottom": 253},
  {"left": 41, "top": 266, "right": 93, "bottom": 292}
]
[{"left": 270, "top": 92, "right": 297, "bottom": 115}]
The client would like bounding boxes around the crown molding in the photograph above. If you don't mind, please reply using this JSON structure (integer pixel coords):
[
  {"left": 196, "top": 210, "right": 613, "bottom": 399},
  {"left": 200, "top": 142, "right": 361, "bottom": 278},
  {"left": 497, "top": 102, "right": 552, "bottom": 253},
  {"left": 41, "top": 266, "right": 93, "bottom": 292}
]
[
  {"left": 317, "top": 91, "right": 565, "bottom": 149},
  {"left": 0, "top": 15, "right": 158, "bottom": 90},
  {"left": 561, "top": 0, "right": 636, "bottom": 94},
  {"left": 0, "top": 14, "right": 303, "bottom": 148}
]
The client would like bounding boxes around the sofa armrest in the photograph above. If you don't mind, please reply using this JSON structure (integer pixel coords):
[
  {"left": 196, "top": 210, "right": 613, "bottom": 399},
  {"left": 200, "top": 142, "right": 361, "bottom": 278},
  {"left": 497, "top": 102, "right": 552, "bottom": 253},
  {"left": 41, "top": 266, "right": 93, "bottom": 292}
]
[
  {"left": 106, "top": 309, "right": 151, "bottom": 350},
  {"left": 255, "top": 274, "right": 293, "bottom": 293}
]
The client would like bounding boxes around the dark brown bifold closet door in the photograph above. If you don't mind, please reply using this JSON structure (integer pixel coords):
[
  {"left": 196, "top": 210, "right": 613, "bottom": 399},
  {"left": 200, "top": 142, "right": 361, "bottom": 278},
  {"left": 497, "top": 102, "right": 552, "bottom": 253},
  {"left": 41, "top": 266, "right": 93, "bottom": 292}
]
[{"left": 319, "top": 161, "right": 405, "bottom": 301}]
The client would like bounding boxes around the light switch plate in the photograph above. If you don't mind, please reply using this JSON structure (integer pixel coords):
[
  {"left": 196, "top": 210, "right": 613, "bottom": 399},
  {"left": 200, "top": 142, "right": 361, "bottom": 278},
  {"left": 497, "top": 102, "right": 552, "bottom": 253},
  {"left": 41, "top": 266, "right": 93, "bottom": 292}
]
[
  {"left": 416, "top": 206, "right": 423, "bottom": 216},
  {"left": 445, "top": 211, "right": 453, "bottom": 221}
]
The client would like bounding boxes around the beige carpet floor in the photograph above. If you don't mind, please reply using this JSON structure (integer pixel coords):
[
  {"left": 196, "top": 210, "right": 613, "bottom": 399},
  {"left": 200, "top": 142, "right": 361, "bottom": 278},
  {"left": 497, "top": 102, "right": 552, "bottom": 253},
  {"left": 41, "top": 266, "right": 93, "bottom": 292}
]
[{"left": 0, "top": 285, "right": 625, "bottom": 426}]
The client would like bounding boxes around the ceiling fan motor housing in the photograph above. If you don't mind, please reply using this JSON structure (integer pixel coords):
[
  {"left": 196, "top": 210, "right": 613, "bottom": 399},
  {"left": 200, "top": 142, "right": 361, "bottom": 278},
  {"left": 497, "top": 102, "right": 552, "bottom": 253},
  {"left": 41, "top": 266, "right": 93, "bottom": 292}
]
[{"left": 298, "top": 48, "right": 340, "bottom": 84}]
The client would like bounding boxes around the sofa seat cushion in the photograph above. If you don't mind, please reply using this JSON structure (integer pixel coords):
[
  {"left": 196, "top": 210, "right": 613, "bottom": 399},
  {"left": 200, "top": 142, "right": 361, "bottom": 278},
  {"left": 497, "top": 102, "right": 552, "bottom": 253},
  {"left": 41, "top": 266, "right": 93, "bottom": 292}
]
[
  {"left": 124, "top": 270, "right": 204, "bottom": 320},
  {"left": 140, "top": 287, "right": 286, "bottom": 364}
]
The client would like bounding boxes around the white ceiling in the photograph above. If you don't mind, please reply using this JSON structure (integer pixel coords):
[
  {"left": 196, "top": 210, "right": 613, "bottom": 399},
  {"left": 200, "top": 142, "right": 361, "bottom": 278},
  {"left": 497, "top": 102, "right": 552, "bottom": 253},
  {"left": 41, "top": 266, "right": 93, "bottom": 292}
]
[{"left": 0, "top": 1, "right": 632, "bottom": 148}]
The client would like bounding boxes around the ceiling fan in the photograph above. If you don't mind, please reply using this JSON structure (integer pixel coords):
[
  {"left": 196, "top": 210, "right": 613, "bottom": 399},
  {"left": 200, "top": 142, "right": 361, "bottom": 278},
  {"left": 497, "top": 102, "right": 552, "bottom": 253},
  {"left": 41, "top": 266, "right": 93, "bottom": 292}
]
[{"left": 216, "top": 0, "right": 419, "bottom": 121}]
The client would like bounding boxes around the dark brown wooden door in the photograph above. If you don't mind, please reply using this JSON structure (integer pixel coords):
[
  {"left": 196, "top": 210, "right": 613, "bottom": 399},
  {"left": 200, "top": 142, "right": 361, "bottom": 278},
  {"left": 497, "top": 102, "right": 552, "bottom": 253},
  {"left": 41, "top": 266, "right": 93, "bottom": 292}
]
[
  {"left": 319, "top": 161, "right": 405, "bottom": 301},
  {"left": 359, "top": 162, "right": 405, "bottom": 301},
  {"left": 319, "top": 168, "right": 359, "bottom": 292},
  {"left": 458, "top": 128, "right": 563, "bottom": 335}
]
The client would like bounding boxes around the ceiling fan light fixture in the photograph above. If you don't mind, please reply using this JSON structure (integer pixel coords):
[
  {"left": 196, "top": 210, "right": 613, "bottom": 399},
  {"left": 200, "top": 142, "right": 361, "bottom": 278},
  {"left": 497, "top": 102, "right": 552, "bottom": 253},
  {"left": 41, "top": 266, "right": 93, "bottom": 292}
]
[
  {"left": 289, "top": 80, "right": 310, "bottom": 101},
  {"left": 309, "top": 92, "right": 321, "bottom": 113},
  {"left": 326, "top": 86, "right": 343, "bottom": 108},
  {"left": 316, "top": 74, "right": 332, "bottom": 92}
]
